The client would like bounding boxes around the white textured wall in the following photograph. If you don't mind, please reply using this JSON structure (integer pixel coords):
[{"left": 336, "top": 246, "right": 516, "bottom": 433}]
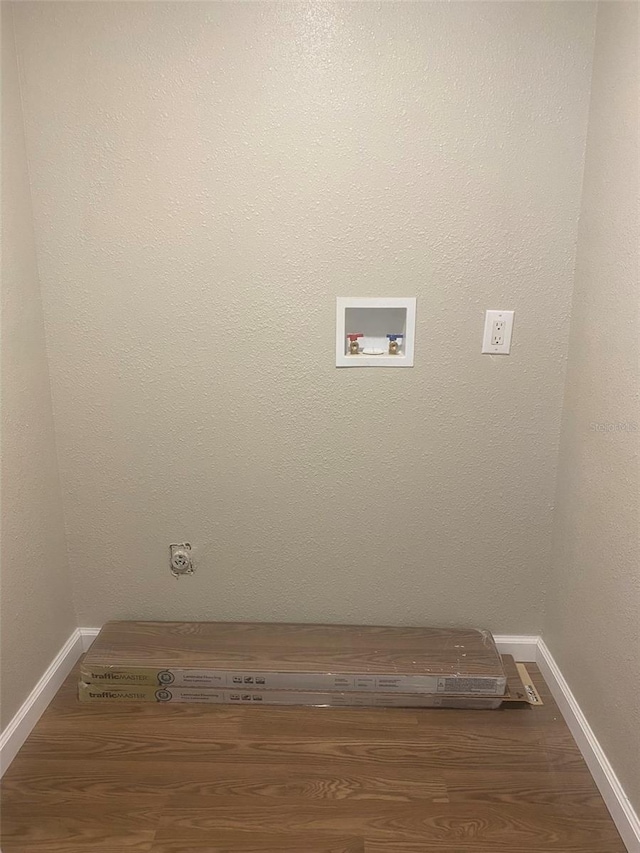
[
  {"left": 0, "top": 4, "right": 77, "bottom": 728},
  {"left": 14, "top": 2, "right": 595, "bottom": 630},
  {"left": 547, "top": 2, "right": 640, "bottom": 811}
]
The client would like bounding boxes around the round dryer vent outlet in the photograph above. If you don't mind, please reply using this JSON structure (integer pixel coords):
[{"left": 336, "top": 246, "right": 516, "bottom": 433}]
[{"left": 169, "top": 542, "right": 194, "bottom": 577}]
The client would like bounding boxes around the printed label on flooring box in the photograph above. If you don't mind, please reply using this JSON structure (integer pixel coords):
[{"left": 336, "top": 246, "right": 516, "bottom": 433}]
[
  {"left": 78, "top": 683, "right": 503, "bottom": 709},
  {"left": 80, "top": 665, "right": 506, "bottom": 695}
]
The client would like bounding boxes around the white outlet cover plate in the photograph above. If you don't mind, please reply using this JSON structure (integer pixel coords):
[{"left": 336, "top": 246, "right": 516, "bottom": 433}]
[{"left": 482, "top": 310, "right": 515, "bottom": 354}]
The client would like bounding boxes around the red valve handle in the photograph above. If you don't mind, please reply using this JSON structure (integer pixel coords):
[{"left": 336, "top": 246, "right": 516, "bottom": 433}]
[{"left": 347, "top": 333, "right": 364, "bottom": 341}]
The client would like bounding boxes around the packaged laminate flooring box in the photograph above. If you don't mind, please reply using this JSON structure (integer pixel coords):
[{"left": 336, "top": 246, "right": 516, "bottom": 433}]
[
  {"left": 78, "top": 682, "right": 506, "bottom": 709},
  {"left": 80, "top": 621, "right": 507, "bottom": 695},
  {"left": 78, "top": 658, "right": 540, "bottom": 709}
]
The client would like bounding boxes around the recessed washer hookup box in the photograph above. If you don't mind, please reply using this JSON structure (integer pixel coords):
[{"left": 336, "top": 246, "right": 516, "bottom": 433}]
[{"left": 80, "top": 621, "right": 507, "bottom": 695}]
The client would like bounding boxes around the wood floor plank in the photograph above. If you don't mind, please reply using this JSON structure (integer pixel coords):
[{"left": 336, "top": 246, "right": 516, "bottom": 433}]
[
  {"left": 441, "top": 768, "right": 608, "bottom": 807},
  {"left": 414, "top": 703, "right": 566, "bottom": 730},
  {"left": 237, "top": 705, "right": 558, "bottom": 737},
  {"left": 153, "top": 800, "right": 624, "bottom": 851},
  {"left": 149, "top": 833, "right": 364, "bottom": 852},
  {"left": 1, "top": 759, "right": 447, "bottom": 803},
  {"left": 236, "top": 707, "right": 421, "bottom": 739},
  {"left": 42, "top": 699, "right": 419, "bottom": 733},
  {"left": 365, "top": 843, "right": 626, "bottom": 853},
  {"left": 16, "top": 729, "right": 588, "bottom": 773},
  {"left": 0, "top": 801, "right": 159, "bottom": 851},
  {"left": 36, "top": 708, "right": 418, "bottom": 740}
]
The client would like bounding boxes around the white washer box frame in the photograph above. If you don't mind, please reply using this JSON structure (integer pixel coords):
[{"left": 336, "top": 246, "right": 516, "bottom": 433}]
[{"left": 336, "top": 297, "right": 417, "bottom": 367}]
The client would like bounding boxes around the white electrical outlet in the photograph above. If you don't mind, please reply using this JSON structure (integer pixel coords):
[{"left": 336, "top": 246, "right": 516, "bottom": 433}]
[{"left": 482, "top": 310, "right": 514, "bottom": 354}]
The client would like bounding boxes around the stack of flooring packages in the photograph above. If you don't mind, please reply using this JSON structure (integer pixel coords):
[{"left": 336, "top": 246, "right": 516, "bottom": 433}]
[{"left": 78, "top": 622, "right": 520, "bottom": 709}]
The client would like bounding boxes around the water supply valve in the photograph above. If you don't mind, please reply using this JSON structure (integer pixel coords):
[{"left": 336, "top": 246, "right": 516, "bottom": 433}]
[
  {"left": 347, "top": 333, "right": 364, "bottom": 355},
  {"left": 386, "top": 334, "right": 403, "bottom": 355}
]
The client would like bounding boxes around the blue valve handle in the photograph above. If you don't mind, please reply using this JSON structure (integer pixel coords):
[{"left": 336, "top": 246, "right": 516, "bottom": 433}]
[{"left": 386, "top": 334, "right": 404, "bottom": 341}]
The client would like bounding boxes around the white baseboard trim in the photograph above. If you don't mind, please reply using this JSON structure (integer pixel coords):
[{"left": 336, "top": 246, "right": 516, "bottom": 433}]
[
  {"left": 0, "top": 628, "right": 84, "bottom": 776},
  {"left": 79, "top": 627, "right": 100, "bottom": 651},
  {"left": 494, "top": 634, "right": 539, "bottom": 662},
  {"left": 537, "top": 638, "right": 640, "bottom": 853},
  {"left": 1, "top": 627, "right": 638, "bottom": 851}
]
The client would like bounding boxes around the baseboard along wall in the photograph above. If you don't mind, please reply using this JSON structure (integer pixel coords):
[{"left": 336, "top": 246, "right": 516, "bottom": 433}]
[
  {"left": 536, "top": 639, "right": 640, "bottom": 853},
  {"left": 0, "top": 628, "right": 84, "bottom": 776}
]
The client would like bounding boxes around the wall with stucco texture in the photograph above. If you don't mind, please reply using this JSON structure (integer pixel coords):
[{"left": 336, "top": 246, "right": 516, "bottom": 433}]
[
  {"left": 13, "top": 1, "right": 596, "bottom": 630},
  {"left": 1, "top": 3, "right": 77, "bottom": 729},
  {"left": 546, "top": 2, "right": 640, "bottom": 811}
]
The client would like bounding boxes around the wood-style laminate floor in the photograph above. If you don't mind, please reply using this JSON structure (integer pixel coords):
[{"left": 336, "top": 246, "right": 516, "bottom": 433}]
[{"left": 0, "top": 663, "right": 626, "bottom": 852}]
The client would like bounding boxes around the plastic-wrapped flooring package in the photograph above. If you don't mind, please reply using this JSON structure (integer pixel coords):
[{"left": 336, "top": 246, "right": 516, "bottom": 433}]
[{"left": 80, "top": 621, "right": 508, "bottom": 695}]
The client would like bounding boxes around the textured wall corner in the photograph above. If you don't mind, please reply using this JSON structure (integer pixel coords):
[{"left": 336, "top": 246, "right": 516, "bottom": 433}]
[
  {"left": 546, "top": 1, "right": 640, "bottom": 813},
  {"left": 13, "top": 2, "right": 596, "bottom": 631},
  {"left": 1, "top": 3, "right": 77, "bottom": 729}
]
